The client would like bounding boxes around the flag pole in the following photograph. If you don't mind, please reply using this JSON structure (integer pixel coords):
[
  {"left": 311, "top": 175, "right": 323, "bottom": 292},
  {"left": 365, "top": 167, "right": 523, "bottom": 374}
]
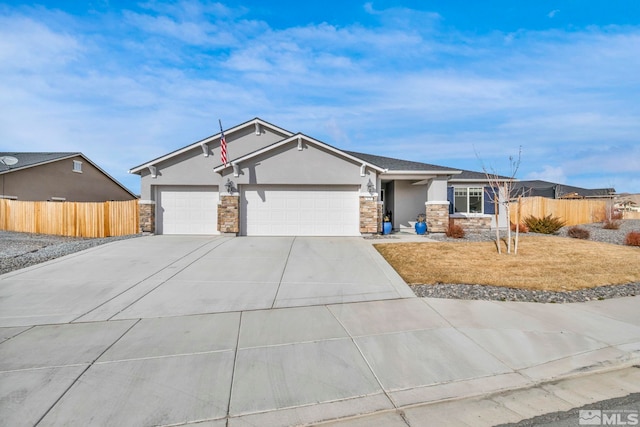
[{"left": 219, "top": 119, "right": 228, "bottom": 167}]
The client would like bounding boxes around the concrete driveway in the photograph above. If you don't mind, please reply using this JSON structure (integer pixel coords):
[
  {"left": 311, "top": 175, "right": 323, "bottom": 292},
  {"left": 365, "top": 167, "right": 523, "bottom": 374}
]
[
  {"left": 1, "top": 236, "right": 639, "bottom": 426},
  {"left": 0, "top": 235, "right": 412, "bottom": 327}
]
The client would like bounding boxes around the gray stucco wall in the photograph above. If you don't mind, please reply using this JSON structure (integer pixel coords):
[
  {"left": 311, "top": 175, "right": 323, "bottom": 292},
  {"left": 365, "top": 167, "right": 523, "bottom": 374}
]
[
  {"left": 138, "top": 125, "right": 288, "bottom": 200},
  {"left": 391, "top": 180, "right": 428, "bottom": 229},
  {"left": 219, "top": 141, "right": 376, "bottom": 192},
  {"left": 427, "top": 177, "right": 449, "bottom": 201}
]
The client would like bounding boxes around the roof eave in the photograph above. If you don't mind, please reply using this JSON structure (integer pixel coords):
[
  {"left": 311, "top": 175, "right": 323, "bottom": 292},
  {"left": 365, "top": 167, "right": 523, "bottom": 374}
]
[
  {"left": 129, "top": 118, "right": 294, "bottom": 174},
  {"left": 382, "top": 170, "right": 462, "bottom": 175},
  {"left": 213, "top": 134, "right": 387, "bottom": 174}
]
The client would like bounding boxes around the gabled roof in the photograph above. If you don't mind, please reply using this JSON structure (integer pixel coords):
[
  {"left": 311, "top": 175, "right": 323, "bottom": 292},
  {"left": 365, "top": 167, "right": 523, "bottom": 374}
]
[
  {"left": 449, "top": 169, "right": 513, "bottom": 181},
  {"left": 213, "top": 133, "right": 387, "bottom": 174},
  {"left": 0, "top": 152, "right": 137, "bottom": 198},
  {"left": 129, "top": 117, "right": 294, "bottom": 174},
  {"left": 512, "top": 180, "right": 615, "bottom": 198},
  {"left": 342, "top": 151, "right": 461, "bottom": 174}
]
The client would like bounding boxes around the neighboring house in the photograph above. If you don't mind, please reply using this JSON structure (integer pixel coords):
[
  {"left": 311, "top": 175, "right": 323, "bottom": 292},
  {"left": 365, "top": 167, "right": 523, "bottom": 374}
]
[
  {"left": 0, "top": 152, "right": 137, "bottom": 202},
  {"left": 129, "top": 118, "right": 509, "bottom": 236},
  {"left": 616, "top": 193, "right": 640, "bottom": 212},
  {"left": 512, "top": 180, "right": 615, "bottom": 199}
]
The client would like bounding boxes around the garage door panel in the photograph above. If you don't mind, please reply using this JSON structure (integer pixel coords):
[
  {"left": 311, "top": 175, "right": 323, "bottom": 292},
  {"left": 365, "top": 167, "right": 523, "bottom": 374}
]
[
  {"left": 157, "top": 186, "right": 219, "bottom": 235},
  {"left": 242, "top": 185, "right": 359, "bottom": 236}
]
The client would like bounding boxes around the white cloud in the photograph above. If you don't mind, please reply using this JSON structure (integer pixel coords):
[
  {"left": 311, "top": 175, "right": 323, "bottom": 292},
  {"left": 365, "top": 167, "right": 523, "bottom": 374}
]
[
  {"left": 1, "top": 2, "right": 639, "bottom": 193},
  {"left": 526, "top": 165, "right": 567, "bottom": 184},
  {"left": 548, "top": 9, "right": 560, "bottom": 18}
]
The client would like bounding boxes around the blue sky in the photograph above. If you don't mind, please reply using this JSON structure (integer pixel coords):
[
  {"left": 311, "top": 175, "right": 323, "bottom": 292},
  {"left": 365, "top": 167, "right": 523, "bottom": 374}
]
[{"left": 1, "top": 1, "right": 639, "bottom": 194}]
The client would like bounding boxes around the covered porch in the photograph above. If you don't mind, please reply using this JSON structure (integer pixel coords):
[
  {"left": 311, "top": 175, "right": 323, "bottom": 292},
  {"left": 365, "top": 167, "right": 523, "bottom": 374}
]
[{"left": 379, "top": 174, "right": 452, "bottom": 233}]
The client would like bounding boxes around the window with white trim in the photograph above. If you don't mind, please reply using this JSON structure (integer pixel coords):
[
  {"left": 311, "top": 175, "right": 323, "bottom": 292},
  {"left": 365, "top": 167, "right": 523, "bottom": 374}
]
[
  {"left": 454, "top": 187, "right": 483, "bottom": 213},
  {"left": 73, "top": 160, "right": 82, "bottom": 173}
]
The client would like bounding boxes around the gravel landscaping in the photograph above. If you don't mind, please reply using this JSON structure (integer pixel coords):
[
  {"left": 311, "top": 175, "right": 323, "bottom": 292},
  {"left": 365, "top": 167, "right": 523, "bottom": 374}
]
[
  {"left": 2, "top": 221, "right": 638, "bottom": 303},
  {"left": 414, "top": 219, "right": 640, "bottom": 303},
  {"left": 0, "top": 231, "right": 141, "bottom": 275}
]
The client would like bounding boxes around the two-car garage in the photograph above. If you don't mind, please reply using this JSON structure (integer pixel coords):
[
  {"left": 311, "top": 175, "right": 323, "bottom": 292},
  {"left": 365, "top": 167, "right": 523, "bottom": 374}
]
[
  {"left": 156, "top": 185, "right": 360, "bottom": 236},
  {"left": 241, "top": 185, "right": 360, "bottom": 236}
]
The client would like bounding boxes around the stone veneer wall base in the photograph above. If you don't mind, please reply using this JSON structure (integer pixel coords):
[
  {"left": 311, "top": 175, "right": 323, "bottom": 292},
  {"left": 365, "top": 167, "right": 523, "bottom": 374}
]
[
  {"left": 218, "top": 195, "right": 239, "bottom": 234},
  {"left": 359, "top": 195, "right": 379, "bottom": 234},
  {"left": 425, "top": 201, "right": 449, "bottom": 233},
  {"left": 138, "top": 200, "right": 155, "bottom": 233}
]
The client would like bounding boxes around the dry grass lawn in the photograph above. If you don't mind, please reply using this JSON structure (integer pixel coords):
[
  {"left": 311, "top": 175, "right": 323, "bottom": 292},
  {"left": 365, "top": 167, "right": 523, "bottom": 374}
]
[{"left": 374, "top": 235, "right": 640, "bottom": 291}]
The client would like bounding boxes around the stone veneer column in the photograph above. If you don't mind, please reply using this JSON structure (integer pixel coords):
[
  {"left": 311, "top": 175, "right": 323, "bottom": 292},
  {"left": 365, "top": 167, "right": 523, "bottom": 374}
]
[
  {"left": 359, "top": 195, "right": 379, "bottom": 234},
  {"left": 139, "top": 200, "right": 155, "bottom": 233},
  {"left": 425, "top": 201, "right": 450, "bottom": 233},
  {"left": 218, "top": 194, "right": 239, "bottom": 234}
]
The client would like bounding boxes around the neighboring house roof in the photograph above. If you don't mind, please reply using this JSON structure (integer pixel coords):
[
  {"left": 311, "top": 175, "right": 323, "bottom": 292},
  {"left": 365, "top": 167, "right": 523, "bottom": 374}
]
[
  {"left": 512, "top": 180, "right": 615, "bottom": 198},
  {"left": 0, "top": 152, "right": 78, "bottom": 173},
  {"left": 213, "top": 134, "right": 387, "bottom": 174},
  {"left": 0, "top": 152, "right": 137, "bottom": 198},
  {"left": 129, "top": 117, "right": 294, "bottom": 174},
  {"left": 449, "top": 169, "right": 513, "bottom": 181},
  {"left": 342, "top": 151, "right": 461, "bottom": 174}
]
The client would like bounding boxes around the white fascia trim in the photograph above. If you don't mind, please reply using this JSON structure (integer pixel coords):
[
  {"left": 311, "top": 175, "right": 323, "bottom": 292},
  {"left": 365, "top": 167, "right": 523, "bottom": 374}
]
[
  {"left": 449, "top": 178, "right": 518, "bottom": 183},
  {"left": 213, "top": 134, "right": 386, "bottom": 174},
  {"left": 384, "top": 170, "right": 462, "bottom": 175},
  {"left": 129, "top": 118, "right": 294, "bottom": 174}
]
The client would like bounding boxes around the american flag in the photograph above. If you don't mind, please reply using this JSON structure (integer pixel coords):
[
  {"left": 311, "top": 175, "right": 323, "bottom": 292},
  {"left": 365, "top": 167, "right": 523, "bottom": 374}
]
[{"left": 219, "top": 119, "right": 227, "bottom": 166}]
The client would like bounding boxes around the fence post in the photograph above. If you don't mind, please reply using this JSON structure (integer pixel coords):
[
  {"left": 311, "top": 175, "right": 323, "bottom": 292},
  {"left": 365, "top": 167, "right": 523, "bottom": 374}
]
[{"left": 104, "top": 201, "right": 110, "bottom": 237}]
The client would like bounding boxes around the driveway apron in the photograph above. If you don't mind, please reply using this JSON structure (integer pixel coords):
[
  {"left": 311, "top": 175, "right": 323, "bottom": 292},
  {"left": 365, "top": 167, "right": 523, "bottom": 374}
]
[{"left": 1, "top": 236, "right": 638, "bottom": 426}]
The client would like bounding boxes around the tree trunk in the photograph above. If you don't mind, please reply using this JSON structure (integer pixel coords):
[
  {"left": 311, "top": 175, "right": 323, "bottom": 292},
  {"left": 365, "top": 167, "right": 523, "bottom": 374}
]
[
  {"left": 514, "top": 195, "right": 521, "bottom": 255},
  {"left": 494, "top": 197, "right": 501, "bottom": 254},
  {"left": 505, "top": 183, "right": 512, "bottom": 254}
]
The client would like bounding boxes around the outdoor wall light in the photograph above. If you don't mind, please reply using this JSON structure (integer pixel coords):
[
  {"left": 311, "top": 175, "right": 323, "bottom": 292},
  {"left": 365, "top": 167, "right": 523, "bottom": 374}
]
[
  {"left": 367, "top": 179, "right": 375, "bottom": 194},
  {"left": 225, "top": 178, "right": 234, "bottom": 194}
]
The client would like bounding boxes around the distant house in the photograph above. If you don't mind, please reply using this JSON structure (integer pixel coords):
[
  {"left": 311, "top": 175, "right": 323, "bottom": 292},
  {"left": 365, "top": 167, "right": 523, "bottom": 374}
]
[
  {"left": 0, "top": 152, "right": 137, "bottom": 202},
  {"left": 512, "top": 180, "right": 615, "bottom": 199}
]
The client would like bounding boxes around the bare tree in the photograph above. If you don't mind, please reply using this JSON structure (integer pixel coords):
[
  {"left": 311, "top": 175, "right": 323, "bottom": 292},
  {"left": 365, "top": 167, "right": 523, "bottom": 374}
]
[{"left": 477, "top": 147, "right": 523, "bottom": 255}]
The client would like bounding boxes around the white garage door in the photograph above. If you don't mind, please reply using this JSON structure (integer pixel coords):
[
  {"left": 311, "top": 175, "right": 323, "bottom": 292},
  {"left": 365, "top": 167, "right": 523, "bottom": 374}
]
[
  {"left": 241, "top": 185, "right": 359, "bottom": 236},
  {"left": 157, "top": 186, "right": 219, "bottom": 235}
]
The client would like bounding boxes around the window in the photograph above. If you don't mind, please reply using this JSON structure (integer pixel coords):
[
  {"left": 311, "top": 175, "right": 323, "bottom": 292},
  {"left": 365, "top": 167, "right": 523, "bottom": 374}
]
[
  {"left": 454, "top": 187, "right": 483, "bottom": 213},
  {"left": 73, "top": 160, "right": 82, "bottom": 173}
]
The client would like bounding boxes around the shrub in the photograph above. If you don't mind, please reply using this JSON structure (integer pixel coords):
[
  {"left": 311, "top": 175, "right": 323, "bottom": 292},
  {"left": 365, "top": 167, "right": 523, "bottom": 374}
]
[
  {"left": 523, "top": 215, "right": 566, "bottom": 234},
  {"left": 625, "top": 231, "right": 640, "bottom": 247},
  {"left": 611, "top": 210, "right": 623, "bottom": 220},
  {"left": 567, "top": 226, "right": 590, "bottom": 240},
  {"left": 603, "top": 219, "right": 621, "bottom": 230},
  {"left": 510, "top": 222, "right": 529, "bottom": 233},
  {"left": 446, "top": 223, "right": 465, "bottom": 238}
]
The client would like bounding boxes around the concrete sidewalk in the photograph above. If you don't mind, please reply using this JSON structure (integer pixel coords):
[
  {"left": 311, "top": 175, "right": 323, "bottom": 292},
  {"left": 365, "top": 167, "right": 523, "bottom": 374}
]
[{"left": 1, "top": 296, "right": 639, "bottom": 426}]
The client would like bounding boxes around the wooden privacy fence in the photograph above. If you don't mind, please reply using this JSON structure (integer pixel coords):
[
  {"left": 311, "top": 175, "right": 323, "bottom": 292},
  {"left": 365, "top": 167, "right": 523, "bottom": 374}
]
[
  {"left": 0, "top": 199, "right": 139, "bottom": 238},
  {"left": 623, "top": 211, "right": 640, "bottom": 220},
  {"left": 509, "top": 197, "right": 607, "bottom": 226}
]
